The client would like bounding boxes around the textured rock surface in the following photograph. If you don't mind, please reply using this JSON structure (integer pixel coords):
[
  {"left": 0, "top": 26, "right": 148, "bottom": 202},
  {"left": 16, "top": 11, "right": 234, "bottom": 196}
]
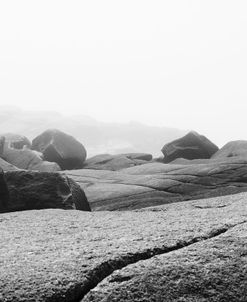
[
  {"left": 1, "top": 133, "right": 31, "bottom": 149},
  {"left": 2, "top": 144, "right": 61, "bottom": 172},
  {"left": 0, "top": 193, "right": 246, "bottom": 301},
  {"left": 212, "top": 140, "right": 247, "bottom": 159},
  {"left": 161, "top": 131, "right": 219, "bottom": 163},
  {"left": 83, "top": 153, "right": 152, "bottom": 171},
  {"left": 0, "top": 136, "right": 5, "bottom": 156},
  {"left": 0, "top": 157, "right": 19, "bottom": 171},
  {"left": 3, "top": 170, "right": 91, "bottom": 213},
  {"left": 0, "top": 168, "right": 9, "bottom": 213},
  {"left": 65, "top": 157, "right": 247, "bottom": 210},
  {"left": 32, "top": 129, "right": 87, "bottom": 170}
]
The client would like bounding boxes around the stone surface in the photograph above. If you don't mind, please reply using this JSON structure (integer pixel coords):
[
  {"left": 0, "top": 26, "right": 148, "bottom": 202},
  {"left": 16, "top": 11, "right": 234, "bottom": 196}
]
[
  {"left": 161, "top": 131, "right": 219, "bottom": 163},
  {"left": 212, "top": 140, "right": 247, "bottom": 159},
  {"left": 1, "top": 144, "right": 61, "bottom": 172},
  {"left": 0, "top": 136, "right": 5, "bottom": 156},
  {"left": 65, "top": 157, "right": 247, "bottom": 211},
  {"left": 0, "top": 157, "right": 19, "bottom": 171},
  {"left": 0, "top": 193, "right": 246, "bottom": 301},
  {"left": 3, "top": 170, "right": 91, "bottom": 213},
  {"left": 83, "top": 153, "right": 152, "bottom": 171},
  {"left": 0, "top": 168, "right": 9, "bottom": 213},
  {"left": 32, "top": 129, "right": 87, "bottom": 170},
  {"left": 1, "top": 133, "right": 31, "bottom": 149}
]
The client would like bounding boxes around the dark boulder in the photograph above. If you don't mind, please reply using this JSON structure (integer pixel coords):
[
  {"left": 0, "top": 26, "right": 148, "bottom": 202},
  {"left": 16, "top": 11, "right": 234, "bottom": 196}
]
[
  {"left": 1, "top": 133, "right": 31, "bottom": 149},
  {"left": 161, "top": 131, "right": 219, "bottom": 163},
  {"left": 3, "top": 170, "right": 91, "bottom": 213},
  {"left": 0, "top": 168, "right": 9, "bottom": 213},
  {"left": 32, "top": 129, "right": 87, "bottom": 170},
  {"left": 212, "top": 140, "right": 247, "bottom": 159}
]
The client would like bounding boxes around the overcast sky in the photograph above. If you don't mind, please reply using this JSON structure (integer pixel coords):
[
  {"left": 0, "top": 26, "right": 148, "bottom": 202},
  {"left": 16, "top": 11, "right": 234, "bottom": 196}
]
[{"left": 0, "top": 1, "right": 247, "bottom": 146}]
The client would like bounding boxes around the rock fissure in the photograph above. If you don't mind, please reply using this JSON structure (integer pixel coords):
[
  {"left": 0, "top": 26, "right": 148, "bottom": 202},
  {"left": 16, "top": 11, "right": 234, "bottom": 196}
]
[{"left": 73, "top": 220, "right": 247, "bottom": 302}]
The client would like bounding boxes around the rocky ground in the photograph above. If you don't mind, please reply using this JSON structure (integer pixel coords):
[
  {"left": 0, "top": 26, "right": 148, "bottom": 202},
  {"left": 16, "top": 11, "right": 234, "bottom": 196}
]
[{"left": 0, "top": 192, "right": 247, "bottom": 301}]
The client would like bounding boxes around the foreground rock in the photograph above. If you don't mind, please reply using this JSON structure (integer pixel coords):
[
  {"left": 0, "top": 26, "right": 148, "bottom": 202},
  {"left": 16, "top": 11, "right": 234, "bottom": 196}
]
[
  {"left": 2, "top": 170, "right": 91, "bottom": 213},
  {"left": 65, "top": 157, "right": 247, "bottom": 210},
  {"left": 0, "top": 193, "right": 246, "bottom": 301},
  {"left": 1, "top": 144, "right": 61, "bottom": 172},
  {"left": 83, "top": 153, "right": 152, "bottom": 170},
  {"left": 212, "top": 140, "right": 247, "bottom": 159},
  {"left": 32, "top": 129, "right": 87, "bottom": 170},
  {"left": 0, "top": 169, "right": 9, "bottom": 212},
  {"left": 161, "top": 131, "right": 219, "bottom": 163}
]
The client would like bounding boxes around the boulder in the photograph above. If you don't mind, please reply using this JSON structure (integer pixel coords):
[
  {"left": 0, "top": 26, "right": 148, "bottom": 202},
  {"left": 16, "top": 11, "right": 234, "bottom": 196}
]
[
  {"left": 83, "top": 153, "right": 152, "bottom": 171},
  {"left": 65, "top": 157, "right": 247, "bottom": 211},
  {"left": 2, "top": 144, "right": 61, "bottom": 172},
  {"left": 1, "top": 133, "right": 31, "bottom": 149},
  {"left": 0, "top": 168, "right": 9, "bottom": 212},
  {"left": 0, "top": 136, "right": 5, "bottom": 156},
  {"left": 3, "top": 170, "right": 91, "bottom": 213},
  {"left": 32, "top": 129, "right": 87, "bottom": 170},
  {"left": 161, "top": 131, "right": 219, "bottom": 163},
  {"left": 212, "top": 140, "right": 247, "bottom": 159},
  {"left": 0, "top": 157, "right": 19, "bottom": 171},
  {"left": 0, "top": 192, "right": 246, "bottom": 301}
]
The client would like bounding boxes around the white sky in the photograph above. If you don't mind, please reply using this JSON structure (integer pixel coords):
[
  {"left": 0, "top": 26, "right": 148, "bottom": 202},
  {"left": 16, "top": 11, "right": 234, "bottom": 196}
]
[{"left": 0, "top": 1, "right": 247, "bottom": 146}]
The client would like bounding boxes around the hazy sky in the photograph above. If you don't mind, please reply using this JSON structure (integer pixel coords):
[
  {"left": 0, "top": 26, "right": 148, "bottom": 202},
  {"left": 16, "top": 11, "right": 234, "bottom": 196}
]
[{"left": 0, "top": 1, "right": 247, "bottom": 145}]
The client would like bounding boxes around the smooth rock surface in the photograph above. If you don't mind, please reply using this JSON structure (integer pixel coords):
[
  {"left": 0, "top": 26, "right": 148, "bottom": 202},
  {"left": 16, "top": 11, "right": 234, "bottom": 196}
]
[
  {"left": 83, "top": 153, "right": 152, "bottom": 171},
  {"left": 0, "top": 193, "right": 246, "bottom": 301},
  {"left": 65, "top": 157, "right": 247, "bottom": 210},
  {"left": 212, "top": 140, "right": 247, "bottom": 159},
  {"left": 161, "top": 131, "right": 219, "bottom": 163},
  {"left": 32, "top": 129, "right": 87, "bottom": 170},
  {"left": 1, "top": 133, "right": 31, "bottom": 149},
  {"left": 3, "top": 170, "right": 91, "bottom": 213}
]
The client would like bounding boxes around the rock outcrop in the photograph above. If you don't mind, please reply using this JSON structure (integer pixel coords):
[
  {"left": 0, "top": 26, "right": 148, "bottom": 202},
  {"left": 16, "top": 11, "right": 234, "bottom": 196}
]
[
  {"left": 0, "top": 168, "right": 9, "bottom": 213},
  {"left": 3, "top": 170, "right": 91, "bottom": 213},
  {"left": 1, "top": 133, "right": 31, "bottom": 149},
  {"left": 0, "top": 136, "right": 5, "bottom": 156},
  {"left": 212, "top": 140, "right": 247, "bottom": 159},
  {"left": 0, "top": 192, "right": 246, "bottom": 301},
  {"left": 32, "top": 129, "right": 87, "bottom": 170},
  {"left": 83, "top": 153, "right": 152, "bottom": 171},
  {"left": 161, "top": 131, "right": 219, "bottom": 163},
  {"left": 64, "top": 157, "right": 247, "bottom": 210},
  {"left": 1, "top": 144, "right": 61, "bottom": 172}
]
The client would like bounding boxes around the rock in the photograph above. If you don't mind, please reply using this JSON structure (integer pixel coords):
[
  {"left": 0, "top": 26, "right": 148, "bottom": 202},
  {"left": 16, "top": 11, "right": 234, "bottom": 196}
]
[
  {"left": 1, "top": 133, "right": 31, "bottom": 149},
  {"left": 3, "top": 170, "right": 91, "bottom": 213},
  {"left": 64, "top": 157, "right": 247, "bottom": 210},
  {"left": 0, "top": 168, "right": 9, "bottom": 212},
  {"left": 83, "top": 153, "right": 152, "bottom": 171},
  {"left": 0, "top": 192, "right": 246, "bottom": 301},
  {"left": 32, "top": 129, "right": 87, "bottom": 170},
  {"left": 0, "top": 136, "right": 5, "bottom": 156},
  {"left": 161, "top": 131, "right": 219, "bottom": 163},
  {"left": 2, "top": 144, "right": 61, "bottom": 172},
  {"left": 212, "top": 140, "right": 247, "bottom": 159},
  {"left": 0, "top": 157, "right": 19, "bottom": 171}
]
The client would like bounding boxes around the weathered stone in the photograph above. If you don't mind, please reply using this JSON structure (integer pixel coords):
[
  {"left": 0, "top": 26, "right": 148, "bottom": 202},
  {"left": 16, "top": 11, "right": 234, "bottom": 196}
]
[
  {"left": 1, "top": 133, "right": 31, "bottom": 149},
  {"left": 161, "top": 131, "right": 219, "bottom": 163},
  {"left": 83, "top": 153, "right": 151, "bottom": 171},
  {"left": 65, "top": 157, "right": 247, "bottom": 210},
  {"left": 0, "top": 193, "right": 246, "bottom": 301},
  {"left": 212, "top": 140, "right": 247, "bottom": 159},
  {"left": 3, "top": 170, "right": 91, "bottom": 213},
  {"left": 32, "top": 129, "right": 87, "bottom": 170},
  {"left": 0, "top": 136, "right": 5, "bottom": 156},
  {"left": 0, "top": 168, "right": 9, "bottom": 213},
  {"left": 0, "top": 157, "right": 19, "bottom": 171}
]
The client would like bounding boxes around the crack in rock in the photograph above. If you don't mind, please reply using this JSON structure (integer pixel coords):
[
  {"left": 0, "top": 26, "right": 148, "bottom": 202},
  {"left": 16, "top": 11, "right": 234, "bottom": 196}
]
[{"left": 74, "top": 221, "right": 247, "bottom": 302}]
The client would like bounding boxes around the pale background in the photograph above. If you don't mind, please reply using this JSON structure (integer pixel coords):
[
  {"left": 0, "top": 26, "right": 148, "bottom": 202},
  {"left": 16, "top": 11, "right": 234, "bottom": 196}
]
[{"left": 0, "top": 0, "right": 247, "bottom": 147}]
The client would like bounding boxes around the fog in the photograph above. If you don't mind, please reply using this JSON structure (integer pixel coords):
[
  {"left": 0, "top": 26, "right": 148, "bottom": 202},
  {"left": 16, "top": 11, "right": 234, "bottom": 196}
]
[{"left": 1, "top": 1, "right": 247, "bottom": 147}]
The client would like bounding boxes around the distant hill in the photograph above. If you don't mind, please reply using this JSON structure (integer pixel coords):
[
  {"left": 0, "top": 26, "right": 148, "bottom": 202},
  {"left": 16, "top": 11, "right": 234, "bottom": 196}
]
[{"left": 0, "top": 107, "right": 187, "bottom": 157}]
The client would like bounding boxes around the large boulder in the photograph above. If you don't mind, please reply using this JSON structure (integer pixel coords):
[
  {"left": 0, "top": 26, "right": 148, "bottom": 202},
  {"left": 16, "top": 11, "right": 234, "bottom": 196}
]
[
  {"left": 32, "top": 129, "right": 87, "bottom": 170},
  {"left": 65, "top": 157, "right": 247, "bottom": 211},
  {"left": 83, "top": 153, "right": 152, "bottom": 171},
  {"left": 0, "top": 136, "right": 5, "bottom": 156},
  {"left": 0, "top": 168, "right": 9, "bottom": 213},
  {"left": 1, "top": 133, "right": 31, "bottom": 149},
  {"left": 161, "top": 131, "right": 219, "bottom": 163},
  {"left": 0, "top": 192, "right": 246, "bottom": 301},
  {"left": 3, "top": 170, "right": 91, "bottom": 213},
  {"left": 1, "top": 144, "right": 61, "bottom": 172},
  {"left": 212, "top": 140, "right": 247, "bottom": 159}
]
